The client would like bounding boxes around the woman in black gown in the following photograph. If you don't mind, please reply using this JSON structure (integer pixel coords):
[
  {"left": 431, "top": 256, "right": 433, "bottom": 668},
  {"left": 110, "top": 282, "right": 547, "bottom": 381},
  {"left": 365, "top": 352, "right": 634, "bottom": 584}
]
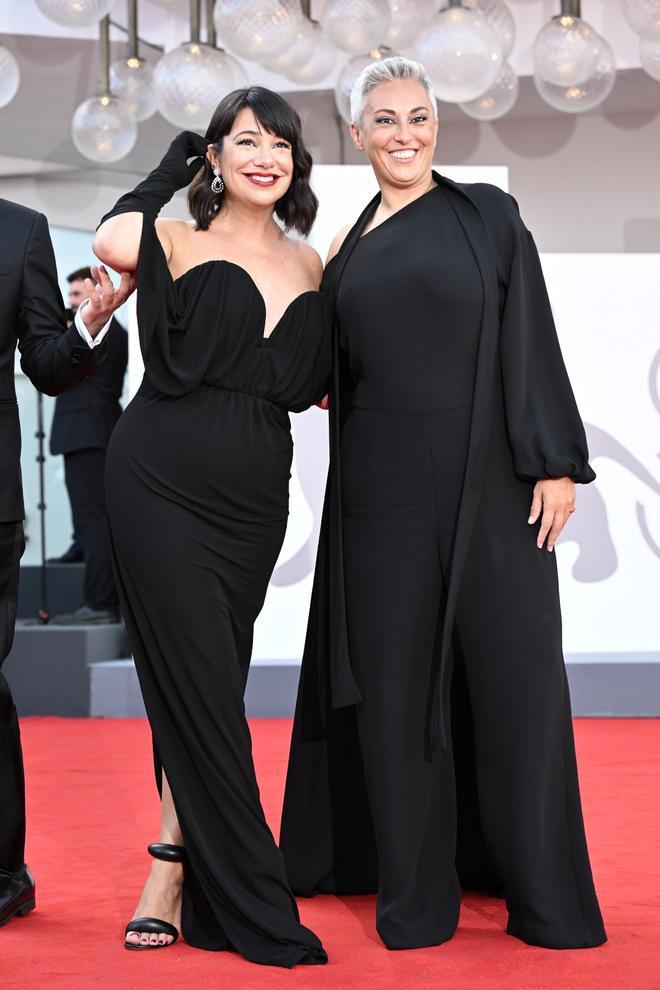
[
  {"left": 281, "top": 57, "right": 606, "bottom": 952},
  {"left": 94, "top": 88, "right": 329, "bottom": 966}
]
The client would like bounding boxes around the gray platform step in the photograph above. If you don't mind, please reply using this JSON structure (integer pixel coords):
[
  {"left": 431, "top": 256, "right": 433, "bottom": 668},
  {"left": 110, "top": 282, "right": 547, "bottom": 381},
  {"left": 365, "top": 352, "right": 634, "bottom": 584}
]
[
  {"left": 563, "top": 654, "right": 660, "bottom": 717},
  {"left": 89, "top": 659, "right": 303, "bottom": 718},
  {"left": 6, "top": 625, "right": 660, "bottom": 719},
  {"left": 6, "top": 621, "right": 129, "bottom": 716},
  {"left": 88, "top": 655, "right": 660, "bottom": 720},
  {"left": 17, "top": 564, "right": 85, "bottom": 620}
]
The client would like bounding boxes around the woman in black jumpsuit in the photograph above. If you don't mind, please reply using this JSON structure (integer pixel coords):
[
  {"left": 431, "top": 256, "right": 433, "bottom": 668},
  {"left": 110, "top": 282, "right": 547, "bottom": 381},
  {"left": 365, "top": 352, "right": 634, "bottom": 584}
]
[
  {"left": 96, "top": 90, "right": 329, "bottom": 966},
  {"left": 281, "top": 58, "right": 606, "bottom": 952}
]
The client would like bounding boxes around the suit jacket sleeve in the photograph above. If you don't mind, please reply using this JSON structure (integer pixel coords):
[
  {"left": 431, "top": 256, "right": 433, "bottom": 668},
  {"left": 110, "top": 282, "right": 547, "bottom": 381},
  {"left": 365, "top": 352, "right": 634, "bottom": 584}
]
[
  {"left": 499, "top": 199, "right": 595, "bottom": 484},
  {"left": 15, "top": 212, "right": 105, "bottom": 396}
]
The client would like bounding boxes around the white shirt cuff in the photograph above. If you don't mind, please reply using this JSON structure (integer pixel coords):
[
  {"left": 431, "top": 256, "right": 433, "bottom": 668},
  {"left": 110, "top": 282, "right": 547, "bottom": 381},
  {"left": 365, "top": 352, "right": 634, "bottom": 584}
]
[{"left": 74, "top": 303, "right": 112, "bottom": 348}]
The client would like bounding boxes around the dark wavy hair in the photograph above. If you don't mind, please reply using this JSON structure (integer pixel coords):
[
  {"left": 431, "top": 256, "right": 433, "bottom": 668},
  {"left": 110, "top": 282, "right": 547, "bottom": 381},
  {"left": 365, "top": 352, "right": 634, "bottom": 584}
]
[{"left": 188, "top": 87, "right": 318, "bottom": 237}]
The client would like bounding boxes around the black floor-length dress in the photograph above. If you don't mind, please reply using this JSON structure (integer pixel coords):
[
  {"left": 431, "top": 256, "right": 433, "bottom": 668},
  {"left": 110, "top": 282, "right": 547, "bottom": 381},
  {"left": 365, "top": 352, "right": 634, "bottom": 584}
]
[
  {"left": 105, "top": 213, "right": 330, "bottom": 967},
  {"left": 281, "top": 179, "right": 606, "bottom": 951}
]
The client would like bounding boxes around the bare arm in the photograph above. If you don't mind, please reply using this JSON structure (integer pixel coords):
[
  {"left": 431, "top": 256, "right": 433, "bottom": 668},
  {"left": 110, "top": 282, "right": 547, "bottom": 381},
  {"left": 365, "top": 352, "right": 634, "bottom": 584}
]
[
  {"left": 93, "top": 215, "right": 174, "bottom": 274},
  {"left": 93, "top": 132, "right": 206, "bottom": 274}
]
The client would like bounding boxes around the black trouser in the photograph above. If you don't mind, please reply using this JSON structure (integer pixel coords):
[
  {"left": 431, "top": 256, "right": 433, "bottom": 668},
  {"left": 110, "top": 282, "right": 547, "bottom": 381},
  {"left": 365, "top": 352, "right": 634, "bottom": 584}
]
[
  {"left": 0, "top": 521, "right": 26, "bottom": 873},
  {"left": 64, "top": 448, "right": 117, "bottom": 611},
  {"left": 281, "top": 403, "right": 606, "bottom": 952},
  {"left": 341, "top": 406, "right": 605, "bottom": 950}
]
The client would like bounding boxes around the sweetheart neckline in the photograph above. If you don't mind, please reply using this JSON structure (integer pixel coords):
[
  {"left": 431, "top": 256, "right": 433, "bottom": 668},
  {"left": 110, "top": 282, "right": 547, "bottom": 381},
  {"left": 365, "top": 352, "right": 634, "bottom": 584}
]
[{"left": 171, "top": 259, "right": 322, "bottom": 341}]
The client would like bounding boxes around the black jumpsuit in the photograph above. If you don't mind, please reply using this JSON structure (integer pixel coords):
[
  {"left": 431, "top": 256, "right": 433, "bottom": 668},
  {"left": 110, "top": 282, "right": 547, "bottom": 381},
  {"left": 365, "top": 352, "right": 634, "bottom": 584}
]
[
  {"left": 105, "top": 214, "right": 330, "bottom": 967},
  {"left": 281, "top": 180, "right": 606, "bottom": 952}
]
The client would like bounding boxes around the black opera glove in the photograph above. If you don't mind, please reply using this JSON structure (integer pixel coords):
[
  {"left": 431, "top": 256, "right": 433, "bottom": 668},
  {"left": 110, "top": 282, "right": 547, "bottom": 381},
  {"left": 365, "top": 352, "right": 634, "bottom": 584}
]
[{"left": 99, "top": 131, "right": 209, "bottom": 225}]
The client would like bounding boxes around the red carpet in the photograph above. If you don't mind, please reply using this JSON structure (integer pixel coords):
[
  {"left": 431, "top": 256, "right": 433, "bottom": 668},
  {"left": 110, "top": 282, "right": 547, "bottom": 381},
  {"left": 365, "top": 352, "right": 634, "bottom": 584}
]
[{"left": 2, "top": 717, "right": 659, "bottom": 990}]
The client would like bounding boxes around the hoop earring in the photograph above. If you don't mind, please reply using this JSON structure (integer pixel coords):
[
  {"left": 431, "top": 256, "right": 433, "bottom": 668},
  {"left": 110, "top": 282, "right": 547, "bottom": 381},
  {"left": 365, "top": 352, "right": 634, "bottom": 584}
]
[{"left": 211, "top": 169, "right": 224, "bottom": 194}]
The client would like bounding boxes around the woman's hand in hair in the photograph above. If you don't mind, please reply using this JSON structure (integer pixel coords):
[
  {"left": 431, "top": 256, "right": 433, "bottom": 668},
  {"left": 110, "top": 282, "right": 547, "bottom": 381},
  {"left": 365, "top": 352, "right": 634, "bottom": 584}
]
[{"left": 163, "top": 131, "right": 209, "bottom": 188}]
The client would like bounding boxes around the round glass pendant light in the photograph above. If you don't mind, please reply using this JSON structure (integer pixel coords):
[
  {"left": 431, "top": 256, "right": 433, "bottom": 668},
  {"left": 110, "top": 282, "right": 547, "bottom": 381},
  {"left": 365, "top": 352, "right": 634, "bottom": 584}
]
[
  {"left": 534, "top": 37, "right": 616, "bottom": 112},
  {"left": 467, "top": 0, "right": 516, "bottom": 60},
  {"left": 413, "top": 4, "right": 503, "bottom": 104},
  {"left": 214, "top": 0, "right": 302, "bottom": 60},
  {"left": 533, "top": 13, "right": 602, "bottom": 88},
  {"left": 0, "top": 44, "right": 20, "bottom": 108},
  {"left": 72, "top": 94, "right": 137, "bottom": 163},
  {"left": 321, "top": 0, "right": 391, "bottom": 55},
  {"left": 71, "top": 15, "right": 137, "bottom": 164},
  {"left": 621, "top": 0, "right": 660, "bottom": 42},
  {"left": 35, "top": 0, "right": 115, "bottom": 28},
  {"left": 460, "top": 60, "right": 518, "bottom": 119},
  {"left": 260, "top": 17, "right": 316, "bottom": 73},
  {"left": 285, "top": 24, "right": 338, "bottom": 85},
  {"left": 640, "top": 37, "right": 660, "bottom": 79},
  {"left": 109, "top": 57, "right": 156, "bottom": 121},
  {"left": 154, "top": 42, "right": 236, "bottom": 129},
  {"left": 384, "top": 0, "right": 435, "bottom": 49}
]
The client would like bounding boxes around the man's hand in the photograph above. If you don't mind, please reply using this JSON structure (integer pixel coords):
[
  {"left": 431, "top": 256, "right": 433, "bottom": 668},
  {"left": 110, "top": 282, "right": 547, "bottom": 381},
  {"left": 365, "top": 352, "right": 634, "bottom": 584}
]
[
  {"left": 528, "top": 477, "right": 576, "bottom": 552},
  {"left": 79, "top": 264, "right": 136, "bottom": 337}
]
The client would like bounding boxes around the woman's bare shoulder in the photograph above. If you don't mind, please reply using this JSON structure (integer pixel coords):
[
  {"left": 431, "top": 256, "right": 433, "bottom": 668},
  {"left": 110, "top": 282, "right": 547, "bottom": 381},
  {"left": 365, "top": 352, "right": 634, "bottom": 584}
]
[
  {"left": 156, "top": 217, "right": 195, "bottom": 260},
  {"left": 156, "top": 217, "right": 194, "bottom": 238},
  {"left": 286, "top": 236, "right": 323, "bottom": 286}
]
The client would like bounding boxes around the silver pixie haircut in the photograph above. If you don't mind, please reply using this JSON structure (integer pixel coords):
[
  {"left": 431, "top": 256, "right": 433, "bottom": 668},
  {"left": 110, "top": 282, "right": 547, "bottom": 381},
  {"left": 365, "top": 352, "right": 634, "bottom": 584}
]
[{"left": 349, "top": 56, "right": 437, "bottom": 126}]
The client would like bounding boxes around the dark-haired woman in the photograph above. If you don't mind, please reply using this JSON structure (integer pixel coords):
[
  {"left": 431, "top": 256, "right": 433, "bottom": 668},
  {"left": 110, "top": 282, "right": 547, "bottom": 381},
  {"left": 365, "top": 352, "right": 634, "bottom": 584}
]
[{"left": 94, "top": 88, "right": 329, "bottom": 967}]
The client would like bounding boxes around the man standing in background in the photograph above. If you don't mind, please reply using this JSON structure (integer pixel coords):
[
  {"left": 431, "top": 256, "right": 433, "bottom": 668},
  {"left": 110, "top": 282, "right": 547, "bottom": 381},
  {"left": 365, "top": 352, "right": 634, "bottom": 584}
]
[
  {"left": 0, "top": 196, "right": 133, "bottom": 928},
  {"left": 49, "top": 266, "right": 128, "bottom": 625}
]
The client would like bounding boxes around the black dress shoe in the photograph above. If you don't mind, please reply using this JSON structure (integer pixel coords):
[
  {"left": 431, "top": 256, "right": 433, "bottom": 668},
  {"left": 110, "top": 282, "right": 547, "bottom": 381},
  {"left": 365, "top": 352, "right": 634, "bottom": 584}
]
[
  {"left": 50, "top": 605, "right": 121, "bottom": 625},
  {"left": 0, "top": 865, "right": 36, "bottom": 928},
  {"left": 47, "top": 546, "right": 84, "bottom": 564}
]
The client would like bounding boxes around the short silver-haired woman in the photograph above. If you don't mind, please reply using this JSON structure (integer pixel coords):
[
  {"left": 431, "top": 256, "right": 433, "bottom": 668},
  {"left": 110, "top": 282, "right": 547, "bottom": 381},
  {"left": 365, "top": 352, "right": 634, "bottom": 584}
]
[{"left": 281, "top": 56, "right": 606, "bottom": 952}]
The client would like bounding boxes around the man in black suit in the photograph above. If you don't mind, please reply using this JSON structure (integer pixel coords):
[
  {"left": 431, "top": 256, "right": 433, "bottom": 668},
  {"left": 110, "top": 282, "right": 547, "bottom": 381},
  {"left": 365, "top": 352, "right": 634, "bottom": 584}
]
[
  {"left": 49, "top": 267, "right": 128, "bottom": 624},
  {"left": 0, "top": 197, "right": 133, "bottom": 928}
]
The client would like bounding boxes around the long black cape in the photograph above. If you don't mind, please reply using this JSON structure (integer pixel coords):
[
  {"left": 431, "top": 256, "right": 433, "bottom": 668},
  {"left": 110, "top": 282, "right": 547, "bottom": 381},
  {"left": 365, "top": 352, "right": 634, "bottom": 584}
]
[{"left": 298, "top": 173, "right": 594, "bottom": 759}]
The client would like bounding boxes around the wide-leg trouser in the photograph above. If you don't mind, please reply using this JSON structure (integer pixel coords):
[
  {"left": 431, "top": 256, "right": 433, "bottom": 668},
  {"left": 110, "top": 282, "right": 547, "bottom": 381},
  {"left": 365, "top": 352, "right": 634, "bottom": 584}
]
[{"left": 338, "top": 404, "right": 606, "bottom": 950}]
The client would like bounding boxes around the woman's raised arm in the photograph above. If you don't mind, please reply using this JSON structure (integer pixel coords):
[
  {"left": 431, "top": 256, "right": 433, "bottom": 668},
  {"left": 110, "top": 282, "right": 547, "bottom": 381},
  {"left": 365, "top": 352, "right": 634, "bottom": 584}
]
[
  {"left": 93, "top": 213, "right": 145, "bottom": 274},
  {"left": 93, "top": 131, "right": 207, "bottom": 273}
]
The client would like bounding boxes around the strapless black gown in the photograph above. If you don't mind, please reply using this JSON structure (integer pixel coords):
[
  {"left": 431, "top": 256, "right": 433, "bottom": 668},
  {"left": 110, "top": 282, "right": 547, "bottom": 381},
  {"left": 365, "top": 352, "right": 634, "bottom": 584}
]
[{"left": 105, "top": 214, "right": 330, "bottom": 967}]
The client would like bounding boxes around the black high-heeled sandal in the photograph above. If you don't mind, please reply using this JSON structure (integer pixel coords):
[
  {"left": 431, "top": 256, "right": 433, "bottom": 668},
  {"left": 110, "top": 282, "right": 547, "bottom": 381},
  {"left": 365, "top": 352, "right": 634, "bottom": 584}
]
[{"left": 124, "top": 843, "right": 185, "bottom": 951}]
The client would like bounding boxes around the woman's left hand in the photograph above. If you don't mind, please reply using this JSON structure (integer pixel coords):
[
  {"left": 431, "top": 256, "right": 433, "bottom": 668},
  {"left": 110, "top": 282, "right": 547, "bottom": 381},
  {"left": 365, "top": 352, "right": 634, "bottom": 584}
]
[{"left": 528, "top": 477, "right": 576, "bottom": 552}]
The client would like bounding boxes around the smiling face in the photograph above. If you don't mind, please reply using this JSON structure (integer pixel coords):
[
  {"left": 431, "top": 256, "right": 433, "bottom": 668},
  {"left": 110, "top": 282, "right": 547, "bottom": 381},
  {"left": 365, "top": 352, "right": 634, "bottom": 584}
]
[
  {"left": 351, "top": 79, "right": 438, "bottom": 192},
  {"left": 208, "top": 106, "right": 294, "bottom": 211}
]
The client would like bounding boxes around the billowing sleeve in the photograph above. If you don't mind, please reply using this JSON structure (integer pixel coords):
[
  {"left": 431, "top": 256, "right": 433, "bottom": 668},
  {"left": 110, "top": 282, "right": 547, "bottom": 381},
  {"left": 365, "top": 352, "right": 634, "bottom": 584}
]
[{"left": 499, "top": 205, "right": 595, "bottom": 484}]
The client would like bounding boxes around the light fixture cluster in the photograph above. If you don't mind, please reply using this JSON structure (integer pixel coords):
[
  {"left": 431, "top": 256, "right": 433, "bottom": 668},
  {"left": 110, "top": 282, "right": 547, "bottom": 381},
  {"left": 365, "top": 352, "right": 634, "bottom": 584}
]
[
  {"left": 0, "top": 0, "right": 659, "bottom": 162},
  {"left": 622, "top": 0, "right": 660, "bottom": 81}
]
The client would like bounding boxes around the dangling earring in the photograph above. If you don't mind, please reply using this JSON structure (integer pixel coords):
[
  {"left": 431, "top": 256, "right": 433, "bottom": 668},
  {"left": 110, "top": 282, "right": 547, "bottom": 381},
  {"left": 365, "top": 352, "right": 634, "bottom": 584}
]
[{"left": 211, "top": 169, "right": 224, "bottom": 194}]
